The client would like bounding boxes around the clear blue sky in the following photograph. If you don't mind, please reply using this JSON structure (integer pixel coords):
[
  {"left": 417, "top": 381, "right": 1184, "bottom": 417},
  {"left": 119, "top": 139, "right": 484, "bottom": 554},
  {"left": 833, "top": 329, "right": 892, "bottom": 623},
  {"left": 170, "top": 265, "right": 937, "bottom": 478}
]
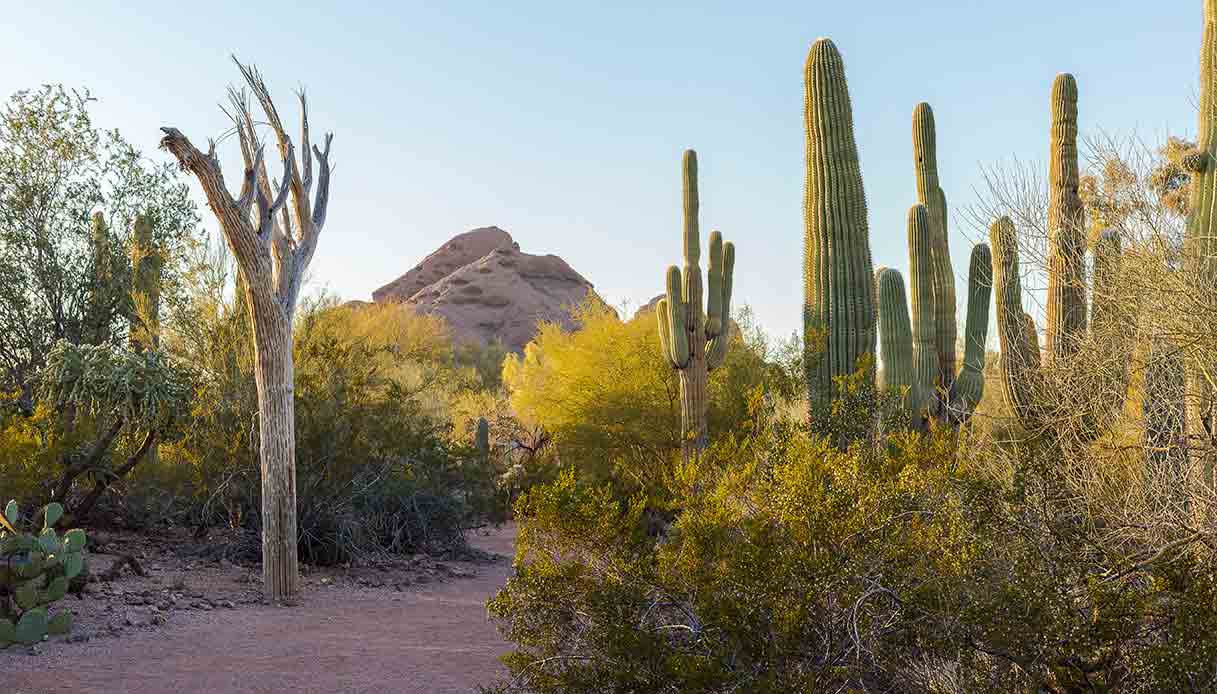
[{"left": 0, "top": 1, "right": 1199, "bottom": 339}]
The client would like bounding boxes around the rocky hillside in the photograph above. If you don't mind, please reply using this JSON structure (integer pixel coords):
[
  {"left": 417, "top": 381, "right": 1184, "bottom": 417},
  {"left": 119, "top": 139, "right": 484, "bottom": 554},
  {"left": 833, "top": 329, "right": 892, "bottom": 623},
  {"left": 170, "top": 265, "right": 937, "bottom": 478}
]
[{"left": 372, "top": 227, "right": 603, "bottom": 352}]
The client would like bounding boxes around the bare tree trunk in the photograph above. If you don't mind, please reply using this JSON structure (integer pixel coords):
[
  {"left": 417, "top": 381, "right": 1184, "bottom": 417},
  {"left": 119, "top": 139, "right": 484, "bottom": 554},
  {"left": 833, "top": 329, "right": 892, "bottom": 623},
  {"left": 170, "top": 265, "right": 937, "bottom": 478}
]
[
  {"left": 250, "top": 298, "right": 299, "bottom": 599},
  {"left": 160, "top": 58, "right": 333, "bottom": 603}
]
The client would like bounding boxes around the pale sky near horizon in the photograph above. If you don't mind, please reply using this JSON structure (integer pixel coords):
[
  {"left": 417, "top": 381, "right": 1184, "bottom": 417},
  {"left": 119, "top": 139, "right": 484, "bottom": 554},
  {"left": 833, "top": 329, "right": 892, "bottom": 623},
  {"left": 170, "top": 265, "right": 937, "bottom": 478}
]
[{"left": 0, "top": 2, "right": 1200, "bottom": 341}]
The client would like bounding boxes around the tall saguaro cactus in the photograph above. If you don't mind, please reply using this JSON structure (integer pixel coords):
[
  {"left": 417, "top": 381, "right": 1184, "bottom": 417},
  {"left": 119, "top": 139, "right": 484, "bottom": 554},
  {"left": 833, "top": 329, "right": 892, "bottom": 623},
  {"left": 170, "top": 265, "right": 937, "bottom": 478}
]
[
  {"left": 1182, "top": 0, "right": 1217, "bottom": 466},
  {"left": 129, "top": 214, "right": 163, "bottom": 353},
  {"left": 990, "top": 75, "right": 1138, "bottom": 438},
  {"left": 913, "top": 103, "right": 957, "bottom": 391},
  {"left": 1045, "top": 74, "right": 1088, "bottom": 361},
  {"left": 656, "top": 150, "right": 736, "bottom": 461},
  {"left": 803, "top": 38, "right": 877, "bottom": 427}
]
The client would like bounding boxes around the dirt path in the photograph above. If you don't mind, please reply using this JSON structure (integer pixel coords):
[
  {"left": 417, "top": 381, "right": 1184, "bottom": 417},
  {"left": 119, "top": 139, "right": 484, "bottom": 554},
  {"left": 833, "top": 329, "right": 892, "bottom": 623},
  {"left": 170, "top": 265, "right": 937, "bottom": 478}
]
[{"left": 4, "top": 526, "right": 516, "bottom": 694}]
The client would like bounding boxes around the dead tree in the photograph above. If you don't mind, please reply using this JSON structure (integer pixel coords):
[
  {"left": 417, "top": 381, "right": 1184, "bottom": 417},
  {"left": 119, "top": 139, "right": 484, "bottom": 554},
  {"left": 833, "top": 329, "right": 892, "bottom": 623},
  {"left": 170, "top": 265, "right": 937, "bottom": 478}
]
[{"left": 159, "top": 58, "right": 333, "bottom": 602}]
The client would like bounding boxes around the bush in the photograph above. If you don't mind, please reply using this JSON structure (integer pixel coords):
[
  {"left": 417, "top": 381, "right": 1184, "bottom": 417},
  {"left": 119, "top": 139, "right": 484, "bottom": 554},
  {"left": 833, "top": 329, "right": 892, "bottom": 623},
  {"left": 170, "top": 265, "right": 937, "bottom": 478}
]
[
  {"left": 484, "top": 375, "right": 1217, "bottom": 693},
  {"left": 501, "top": 299, "right": 791, "bottom": 506}
]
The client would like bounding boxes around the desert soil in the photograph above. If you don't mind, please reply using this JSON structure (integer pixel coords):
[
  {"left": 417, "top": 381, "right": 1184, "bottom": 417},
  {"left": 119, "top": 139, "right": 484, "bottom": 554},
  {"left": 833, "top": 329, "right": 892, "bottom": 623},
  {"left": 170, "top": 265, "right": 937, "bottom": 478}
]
[{"left": 2, "top": 524, "right": 516, "bottom": 694}]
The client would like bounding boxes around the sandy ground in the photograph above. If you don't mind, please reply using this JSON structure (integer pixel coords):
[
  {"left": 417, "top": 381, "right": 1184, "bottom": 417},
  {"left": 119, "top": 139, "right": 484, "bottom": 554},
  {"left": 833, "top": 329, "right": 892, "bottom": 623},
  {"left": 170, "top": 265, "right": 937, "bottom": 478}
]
[{"left": 3, "top": 525, "right": 515, "bottom": 694}]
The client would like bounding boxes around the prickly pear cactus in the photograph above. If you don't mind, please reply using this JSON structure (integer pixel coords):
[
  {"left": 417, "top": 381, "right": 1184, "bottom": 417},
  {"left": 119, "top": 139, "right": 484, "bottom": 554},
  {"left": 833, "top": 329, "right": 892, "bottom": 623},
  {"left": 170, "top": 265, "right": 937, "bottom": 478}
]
[{"left": 0, "top": 501, "right": 86, "bottom": 647}]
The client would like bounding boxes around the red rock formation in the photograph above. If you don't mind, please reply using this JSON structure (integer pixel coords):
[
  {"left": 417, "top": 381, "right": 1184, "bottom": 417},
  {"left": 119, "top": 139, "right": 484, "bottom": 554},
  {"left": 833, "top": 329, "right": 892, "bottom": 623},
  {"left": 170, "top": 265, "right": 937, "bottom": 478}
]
[{"left": 372, "top": 227, "right": 604, "bottom": 352}]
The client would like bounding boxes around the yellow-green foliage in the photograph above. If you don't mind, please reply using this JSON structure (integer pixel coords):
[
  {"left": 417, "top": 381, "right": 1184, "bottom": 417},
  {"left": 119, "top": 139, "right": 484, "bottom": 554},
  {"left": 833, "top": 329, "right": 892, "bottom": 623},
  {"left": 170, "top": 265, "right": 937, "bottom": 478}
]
[
  {"left": 488, "top": 386, "right": 1217, "bottom": 693},
  {"left": 502, "top": 299, "right": 777, "bottom": 502}
]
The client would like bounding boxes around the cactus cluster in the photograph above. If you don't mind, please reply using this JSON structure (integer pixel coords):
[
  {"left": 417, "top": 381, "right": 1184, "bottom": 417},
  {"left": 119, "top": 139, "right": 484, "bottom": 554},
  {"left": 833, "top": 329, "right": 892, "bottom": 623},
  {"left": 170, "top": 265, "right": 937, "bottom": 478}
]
[
  {"left": 989, "top": 74, "right": 1133, "bottom": 436},
  {"left": 803, "top": 38, "right": 991, "bottom": 432},
  {"left": 0, "top": 501, "right": 86, "bottom": 647},
  {"left": 656, "top": 149, "right": 736, "bottom": 460}
]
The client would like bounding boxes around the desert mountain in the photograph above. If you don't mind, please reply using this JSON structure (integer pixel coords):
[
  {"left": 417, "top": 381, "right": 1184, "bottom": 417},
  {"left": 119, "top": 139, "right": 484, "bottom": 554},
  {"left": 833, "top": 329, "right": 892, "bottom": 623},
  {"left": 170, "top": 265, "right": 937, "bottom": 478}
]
[{"left": 371, "top": 227, "right": 603, "bottom": 352}]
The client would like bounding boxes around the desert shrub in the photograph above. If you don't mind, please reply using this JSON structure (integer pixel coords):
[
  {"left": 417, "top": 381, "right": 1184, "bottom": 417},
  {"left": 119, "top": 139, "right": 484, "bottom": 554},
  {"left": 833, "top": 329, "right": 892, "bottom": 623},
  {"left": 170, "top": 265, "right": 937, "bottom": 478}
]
[
  {"left": 485, "top": 373, "right": 1217, "bottom": 693},
  {"left": 142, "top": 261, "right": 503, "bottom": 563},
  {"left": 501, "top": 299, "right": 791, "bottom": 506}
]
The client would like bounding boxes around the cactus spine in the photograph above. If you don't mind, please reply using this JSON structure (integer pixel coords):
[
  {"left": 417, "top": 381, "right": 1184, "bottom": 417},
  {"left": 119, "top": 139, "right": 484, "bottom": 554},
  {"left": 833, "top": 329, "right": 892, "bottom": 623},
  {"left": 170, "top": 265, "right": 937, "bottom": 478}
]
[
  {"left": 656, "top": 150, "right": 736, "bottom": 461},
  {"left": 1045, "top": 74, "right": 1088, "bottom": 361},
  {"left": 129, "top": 213, "right": 163, "bottom": 353},
  {"left": 913, "top": 103, "right": 957, "bottom": 393},
  {"left": 803, "top": 38, "right": 877, "bottom": 429}
]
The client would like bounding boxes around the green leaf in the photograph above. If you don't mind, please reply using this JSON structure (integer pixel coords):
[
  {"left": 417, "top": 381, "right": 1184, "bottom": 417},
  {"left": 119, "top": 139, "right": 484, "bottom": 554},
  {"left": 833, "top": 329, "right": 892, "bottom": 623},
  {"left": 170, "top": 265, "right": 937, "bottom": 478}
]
[
  {"left": 0, "top": 618, "right": 15, "bottom": 647},
  {"left": 43, "top": 503, "right": 63, "bottom": 528}
]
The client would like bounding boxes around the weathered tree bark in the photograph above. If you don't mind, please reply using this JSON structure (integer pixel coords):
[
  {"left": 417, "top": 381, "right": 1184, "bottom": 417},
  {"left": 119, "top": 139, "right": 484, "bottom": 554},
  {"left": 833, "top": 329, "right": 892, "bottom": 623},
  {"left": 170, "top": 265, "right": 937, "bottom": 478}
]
[{"left": 159, "top": 59, "right": 333, "bottom": 603}]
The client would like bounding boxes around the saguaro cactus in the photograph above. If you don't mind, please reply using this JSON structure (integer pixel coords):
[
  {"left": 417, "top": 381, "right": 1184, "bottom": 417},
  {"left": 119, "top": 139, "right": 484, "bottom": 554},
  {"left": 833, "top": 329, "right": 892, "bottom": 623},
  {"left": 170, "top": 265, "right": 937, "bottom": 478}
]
[
  {"left": 656, "top": 150, "right": 736, "bottom": 461},
  {"left": 1182, "top": 0, "right": 1217, "bottom": 465},
  {"left": 913, "top": 103, "right": 957, "bottom": 392},
  {"left": 1045, "top": 74, "right": 1088, "bottom": 361},
  {"left": 85, "top": 212, "right": 113, "bottom": 346},
  {"left": 991, "top": 75, "right": 1134, "bottom": 437},
  {"left": 475, "top": 417, "right": 490, "bottom": 459},
  {"left": 129, "top": 213, "right": 163, "bottom": 353},
  {"left": 876, "top": 204, "right": 991, "bottom": 427},
  {"left": 803, "top": 38, "right": 876, "bottom": 427}
]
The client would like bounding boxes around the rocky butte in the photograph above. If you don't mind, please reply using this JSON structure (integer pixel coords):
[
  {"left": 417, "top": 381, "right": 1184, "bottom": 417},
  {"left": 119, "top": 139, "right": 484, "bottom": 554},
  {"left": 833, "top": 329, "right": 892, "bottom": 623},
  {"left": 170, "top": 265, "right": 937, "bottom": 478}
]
[{"left": 371, "top": 226, "right": 605, "bottom": 353}]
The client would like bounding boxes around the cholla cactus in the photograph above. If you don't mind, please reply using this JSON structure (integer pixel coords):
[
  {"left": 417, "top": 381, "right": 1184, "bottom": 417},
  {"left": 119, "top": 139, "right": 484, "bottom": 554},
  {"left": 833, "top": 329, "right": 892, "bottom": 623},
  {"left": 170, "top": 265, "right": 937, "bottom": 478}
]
[
  {"left": 656, "top": 150, "right": 736, "bottom": 461},
  {"left": 0, "top": 501, "right": 86, "bottom": 647}
]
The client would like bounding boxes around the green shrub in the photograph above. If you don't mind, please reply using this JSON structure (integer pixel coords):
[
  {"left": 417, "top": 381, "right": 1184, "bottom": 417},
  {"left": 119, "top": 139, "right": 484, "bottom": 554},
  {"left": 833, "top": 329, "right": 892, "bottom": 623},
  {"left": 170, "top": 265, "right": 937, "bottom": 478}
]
[{"left": 484, "top": 376, "right": 1217, "bottom": 693}]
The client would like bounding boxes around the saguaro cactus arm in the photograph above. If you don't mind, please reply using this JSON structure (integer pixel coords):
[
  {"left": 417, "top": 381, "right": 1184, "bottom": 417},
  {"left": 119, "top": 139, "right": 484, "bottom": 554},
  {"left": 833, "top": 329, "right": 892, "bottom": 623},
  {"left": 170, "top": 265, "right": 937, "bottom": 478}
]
[
  {"left": 907, "top": 204, "right": 939, "bottom": 418},
  {"left": 991, "top": 216, "right": 1041, "bottom": 426},
  {"left": 913, "top": 103, "right": 957, "bottom": 391},
  {"left": 948, "top": 243, "right": 992, "bottom": 420},
  {"left": 877, "top": 267, "right": 914, "bottom": 408}
]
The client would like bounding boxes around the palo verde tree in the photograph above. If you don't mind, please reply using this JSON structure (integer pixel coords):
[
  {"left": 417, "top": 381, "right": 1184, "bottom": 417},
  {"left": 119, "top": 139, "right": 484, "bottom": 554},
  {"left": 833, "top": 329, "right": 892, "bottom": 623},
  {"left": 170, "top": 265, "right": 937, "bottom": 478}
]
[{"left": 159, "top": 59, "right": 334, "bottom": 602}]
